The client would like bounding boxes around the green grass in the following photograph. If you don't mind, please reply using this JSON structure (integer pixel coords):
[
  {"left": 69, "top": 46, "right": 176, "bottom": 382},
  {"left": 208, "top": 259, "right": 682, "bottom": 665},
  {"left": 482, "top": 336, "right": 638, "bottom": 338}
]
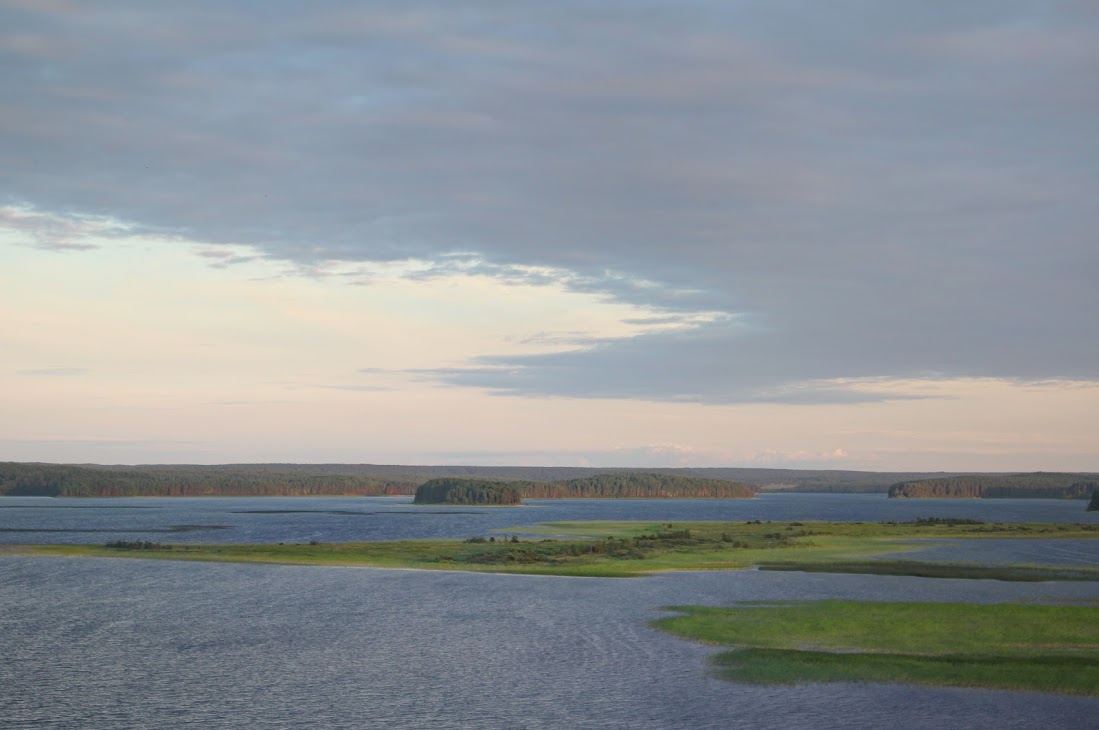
[
  {"left": 652, "top": 600, "right": 1099, "bottom": 695},
  {"left": 7, "top": 519, "right": 1099, "bottom": 579}
]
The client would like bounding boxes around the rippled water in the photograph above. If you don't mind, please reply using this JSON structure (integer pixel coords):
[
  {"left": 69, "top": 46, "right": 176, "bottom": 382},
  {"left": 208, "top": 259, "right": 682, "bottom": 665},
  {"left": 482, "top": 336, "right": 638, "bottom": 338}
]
[
  {"left": 3, "top": 557, "right": 1098, "bottom": 729},
  {"left": 1, "top": 493, "right": 1096, "bottom": 545},
  {"left": 2, "top": 494, "right": 1097, "bottom": 728}
]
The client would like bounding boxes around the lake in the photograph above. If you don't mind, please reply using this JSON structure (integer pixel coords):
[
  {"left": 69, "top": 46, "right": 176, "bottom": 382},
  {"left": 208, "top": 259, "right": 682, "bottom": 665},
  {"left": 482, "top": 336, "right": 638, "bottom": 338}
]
[{"left": 2, "top": 494, "right": 1097, "bottom": 728}]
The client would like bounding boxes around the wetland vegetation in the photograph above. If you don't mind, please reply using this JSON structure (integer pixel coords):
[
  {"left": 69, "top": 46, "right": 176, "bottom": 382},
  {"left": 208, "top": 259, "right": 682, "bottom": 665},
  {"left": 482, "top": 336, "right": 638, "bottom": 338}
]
[{"left": 652, "top": 600, "right": 1099, "bottom": 695}]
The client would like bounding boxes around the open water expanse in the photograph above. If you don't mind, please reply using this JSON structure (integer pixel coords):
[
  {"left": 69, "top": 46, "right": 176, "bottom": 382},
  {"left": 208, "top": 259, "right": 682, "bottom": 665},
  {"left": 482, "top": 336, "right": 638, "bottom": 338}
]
[{"left": 2, "top": 494, "right": 1098, "bottom": 729}]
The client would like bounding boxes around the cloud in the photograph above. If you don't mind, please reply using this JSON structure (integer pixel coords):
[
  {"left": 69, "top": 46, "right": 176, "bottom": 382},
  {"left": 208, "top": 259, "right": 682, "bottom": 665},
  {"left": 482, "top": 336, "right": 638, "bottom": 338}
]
[
  {"left": 0, "top": 206, "right": 120, "bottom": 251},
  {"left": 416, "top": 313, "right": 1096, "bottom": 404},
  {"left": 2, "top": 1, "right": 1096, "bottom": 404}
]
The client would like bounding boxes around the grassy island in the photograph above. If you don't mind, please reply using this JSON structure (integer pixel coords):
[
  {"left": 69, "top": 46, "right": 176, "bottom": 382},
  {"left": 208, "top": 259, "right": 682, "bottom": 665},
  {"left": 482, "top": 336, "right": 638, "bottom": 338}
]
[{"left": 652, "top": 600, "right": 1099, "bottom": 695}]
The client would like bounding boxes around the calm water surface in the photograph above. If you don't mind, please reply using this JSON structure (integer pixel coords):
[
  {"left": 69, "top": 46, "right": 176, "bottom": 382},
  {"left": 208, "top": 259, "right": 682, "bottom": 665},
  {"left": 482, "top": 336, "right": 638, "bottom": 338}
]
[{"left": 2, "top": 494, "right": 1097, "bottom": 729}]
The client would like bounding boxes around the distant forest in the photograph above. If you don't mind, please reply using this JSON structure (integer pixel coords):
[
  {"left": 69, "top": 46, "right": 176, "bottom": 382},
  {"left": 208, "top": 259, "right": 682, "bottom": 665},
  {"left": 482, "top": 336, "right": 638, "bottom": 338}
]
[
  {"left": 3, "top": 461, "right": 1094, "bottom": 500},
  {"left": 0, "top": 462, "right": 969, "bottom": 497},
  {"left": 0, "top": 463, "right": 755, "bottom": 499},
  {"left": 0, "top": 462, "right": 418, "bottom": 497},
  {"left": 889, "top": 473, "right": 1099, "bottom": 500},
  {"left": 514, "top": 472, "right": 755, "bottom": 499},
  {"left": 413, "top": 473, "right": 755, "bottom": 502}
]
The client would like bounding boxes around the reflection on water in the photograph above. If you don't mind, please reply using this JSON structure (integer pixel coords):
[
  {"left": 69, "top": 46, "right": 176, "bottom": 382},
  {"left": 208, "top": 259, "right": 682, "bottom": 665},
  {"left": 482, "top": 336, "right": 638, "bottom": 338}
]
[{"left": 2, "top": 557, "right": 1098, "bottom": 729}]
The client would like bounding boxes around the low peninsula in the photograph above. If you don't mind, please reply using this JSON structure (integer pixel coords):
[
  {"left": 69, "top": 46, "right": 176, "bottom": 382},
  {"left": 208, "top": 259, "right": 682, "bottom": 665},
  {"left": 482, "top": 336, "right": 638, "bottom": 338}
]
[{"left": 889, "top": 472, "right": 1098, "bottom": 500}]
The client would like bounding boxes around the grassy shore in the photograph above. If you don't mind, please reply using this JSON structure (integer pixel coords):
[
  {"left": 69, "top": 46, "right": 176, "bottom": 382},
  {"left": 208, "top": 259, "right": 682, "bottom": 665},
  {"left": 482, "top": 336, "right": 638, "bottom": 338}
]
[
  {"left": 652, "top": 600, "right": 1099, "bottom": 695},
  {"left": 7, "top": 519, "right": 1099, "bottom": 579}
]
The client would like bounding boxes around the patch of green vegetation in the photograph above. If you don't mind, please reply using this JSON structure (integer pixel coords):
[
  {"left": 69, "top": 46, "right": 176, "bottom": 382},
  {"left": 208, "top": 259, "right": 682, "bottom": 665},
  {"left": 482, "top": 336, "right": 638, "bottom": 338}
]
[{"left": 652, "top": 600, "right": 1099, "bottom": 695}]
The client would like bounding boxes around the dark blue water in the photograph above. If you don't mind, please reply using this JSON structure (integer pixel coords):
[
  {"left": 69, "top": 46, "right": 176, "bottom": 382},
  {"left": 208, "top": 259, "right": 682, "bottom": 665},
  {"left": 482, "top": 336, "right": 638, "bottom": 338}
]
[
  {"left": 2, "top": 494, "right": 1097, "bottom": 728},
  {"left": 2, "top": 493, "right": 1096, "bottom": 545},
  {"left": 2, "top": 557, "right": 1097, "bottom": 729}
]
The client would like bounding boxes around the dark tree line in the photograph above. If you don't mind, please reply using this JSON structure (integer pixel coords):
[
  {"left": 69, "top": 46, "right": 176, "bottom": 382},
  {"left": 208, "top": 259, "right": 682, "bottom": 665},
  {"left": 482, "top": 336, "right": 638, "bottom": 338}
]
[
  {"left": 889, "top": 473, "right": 1099, "bottom": 500},
  {"left": 520, "top": 472, "right": 755, "bottom": 499},
  {"left": 413, "top": 478, "right": 522, "bottom": 505},
  {"left": 0, "top": 462, "right": 418, "bottom": 497},
  {"left": 413, "top": 472, "right": 756, "bottom": 503},
  {"left": 2, "top": 463, "right": 753, "bottom": 501}
]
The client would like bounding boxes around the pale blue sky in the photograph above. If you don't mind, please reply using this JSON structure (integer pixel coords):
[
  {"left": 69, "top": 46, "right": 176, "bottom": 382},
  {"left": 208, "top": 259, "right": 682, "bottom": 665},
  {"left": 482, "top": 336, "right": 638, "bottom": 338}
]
[{"left": 2, "top": 1, "right": 1096, "bottom": 469}]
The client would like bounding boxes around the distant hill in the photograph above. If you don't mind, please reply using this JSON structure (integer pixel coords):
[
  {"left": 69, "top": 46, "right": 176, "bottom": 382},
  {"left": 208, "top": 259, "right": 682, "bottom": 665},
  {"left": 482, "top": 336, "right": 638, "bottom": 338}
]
[{"left": 888, "top": 473, "right": 1099, "bottom": 500}]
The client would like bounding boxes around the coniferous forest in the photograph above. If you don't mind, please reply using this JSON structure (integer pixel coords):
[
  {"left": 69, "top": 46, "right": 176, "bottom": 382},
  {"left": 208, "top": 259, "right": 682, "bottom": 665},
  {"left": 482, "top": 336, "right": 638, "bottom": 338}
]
[{"left": 889, "top": 473, "right": 1098, "bottom": 500}]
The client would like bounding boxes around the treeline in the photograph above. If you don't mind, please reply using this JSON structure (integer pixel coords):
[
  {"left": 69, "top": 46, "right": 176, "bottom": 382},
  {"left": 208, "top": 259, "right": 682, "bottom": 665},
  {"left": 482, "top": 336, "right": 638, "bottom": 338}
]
[
  {"left": 416, "top": 473, "right": 755, "bottom": 501},
  {"left": 888, "top": 473, "right": 1099, "bottom": 500},
  {"left": 134, "top": 463, "right": 964, "bottom": 492},
  {"left": 0, "top": 462, "right": 418, "bottom": 497},
  {"left": 413, "top": 479, "right": 523, "bottom": 505},
  {"left": 520, "top": 472, "right": 755, "bottom": 499},
  {"left": 0, "top": 463, "right": 758, "bottom": 499}
]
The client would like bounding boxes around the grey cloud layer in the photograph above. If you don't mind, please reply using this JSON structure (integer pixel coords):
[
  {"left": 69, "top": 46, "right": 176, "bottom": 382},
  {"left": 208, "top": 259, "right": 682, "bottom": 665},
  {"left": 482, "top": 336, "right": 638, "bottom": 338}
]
[{"left": 2, "top": 1, "right": 1096, "bottom": 402}]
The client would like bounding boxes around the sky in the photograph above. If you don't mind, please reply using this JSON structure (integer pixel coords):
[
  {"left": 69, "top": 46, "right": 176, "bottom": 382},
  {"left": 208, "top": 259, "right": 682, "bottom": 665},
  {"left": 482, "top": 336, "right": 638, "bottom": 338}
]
[{"left": 2, "top": 1, "right": 1097, "bottom": 470}]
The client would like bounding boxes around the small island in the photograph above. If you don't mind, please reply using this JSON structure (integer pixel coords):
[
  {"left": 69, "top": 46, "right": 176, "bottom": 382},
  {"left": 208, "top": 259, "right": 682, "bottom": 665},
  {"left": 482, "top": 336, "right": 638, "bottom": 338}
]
[
  {"left": 413, "top": 478, "right": 522, "bottom": 505},
  {"left": 1089, "top": 489, "right": 1099, "bottom": 511}
]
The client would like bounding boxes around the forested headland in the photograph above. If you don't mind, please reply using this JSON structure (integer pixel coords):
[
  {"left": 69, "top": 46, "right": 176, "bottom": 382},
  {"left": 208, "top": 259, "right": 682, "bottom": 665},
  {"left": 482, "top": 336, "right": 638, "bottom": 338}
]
[
  {"left": 888, "top": 473, "right": 1099, "bottom": 500},
  {"left": 413, "top": 478, "right": 523, "bottom": 505}
]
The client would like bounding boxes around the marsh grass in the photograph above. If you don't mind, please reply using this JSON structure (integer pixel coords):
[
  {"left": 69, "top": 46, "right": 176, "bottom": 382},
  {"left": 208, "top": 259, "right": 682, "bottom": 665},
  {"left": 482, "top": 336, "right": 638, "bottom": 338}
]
[{"left": 652, "top": 600, "right": 1099, "bottom": 695}]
